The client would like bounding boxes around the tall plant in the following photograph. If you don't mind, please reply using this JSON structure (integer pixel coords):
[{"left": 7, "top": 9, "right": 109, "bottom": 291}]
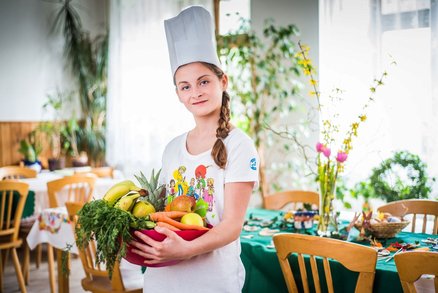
[
  {"left": 218, "top": 19, "right": 305, "bottom": 200},
  {"left": 52, "top": 0, "right": 108, "bottom": 166}
]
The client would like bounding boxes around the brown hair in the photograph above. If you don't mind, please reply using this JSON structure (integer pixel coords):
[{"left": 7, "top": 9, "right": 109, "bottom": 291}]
[{"left": 202, "top": 62, "right": 231, "bottom": 169}]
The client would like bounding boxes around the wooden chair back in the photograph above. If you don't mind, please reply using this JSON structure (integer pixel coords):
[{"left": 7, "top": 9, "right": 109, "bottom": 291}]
[
  {"left": 74, "top": 167, "right": 115, "bottom": 179},
  {"left": 65, "top": 201, "right": 142, "bottom": 293},
  {"left": 273, "top": 233, "right": 377, "bottom": 293},
  {"left": 47, "top": 176, "right": 96, "bottom": 208},
  {"left": 0, "top": 180, "right": 29, "bottom": 292},
  {"left": 264, "top": 190, "right": 320, "bottom": 210},
  {"left": 377, "top": 199, "right": 438, "bottom": 234},
  {"left": 394, "top": 251, "right": 438, "bottom": 293},
  {"left": 0, "top": 166, "right": 37, "bottom": 180}
]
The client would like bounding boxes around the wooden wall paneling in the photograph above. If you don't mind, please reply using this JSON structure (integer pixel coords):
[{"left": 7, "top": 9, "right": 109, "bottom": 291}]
[{"left": 0, "top": 121, "right": 47, "bottom": 167}]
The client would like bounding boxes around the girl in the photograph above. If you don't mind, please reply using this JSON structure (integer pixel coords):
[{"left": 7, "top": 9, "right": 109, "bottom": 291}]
[{"left": 129, "top": 6, "right": 259, "bottom": 292}]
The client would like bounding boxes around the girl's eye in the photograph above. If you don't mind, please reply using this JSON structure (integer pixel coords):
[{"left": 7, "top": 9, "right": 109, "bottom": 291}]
[
  {"left": 180, "top": 85, "right": 190, "bottom": 91},
  {"left": 200, "top": 80, "right": 209, "bottom": 86}
]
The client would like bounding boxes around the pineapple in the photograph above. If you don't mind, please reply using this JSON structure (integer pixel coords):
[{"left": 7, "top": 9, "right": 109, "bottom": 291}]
[{"left": 134, "top": 169, "right": 166, "bottom": 211}]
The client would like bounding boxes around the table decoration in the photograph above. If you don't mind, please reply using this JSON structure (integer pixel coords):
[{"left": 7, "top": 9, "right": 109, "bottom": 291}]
[
  {"left": 296, "top": 43, "right": 393, "bottom": 237},
  {"left": 355, "top": 211, "right": 409, "bottom": 239}
]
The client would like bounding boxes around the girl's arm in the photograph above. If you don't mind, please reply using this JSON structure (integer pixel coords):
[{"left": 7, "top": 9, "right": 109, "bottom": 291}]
[{"left": 129, "top": 181, "right": 254, "bottom": 264}]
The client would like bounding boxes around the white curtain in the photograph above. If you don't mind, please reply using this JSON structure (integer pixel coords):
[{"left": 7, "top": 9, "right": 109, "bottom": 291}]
[
  {"left": 320, "top": 0, "right": 438, "bottom": 199},
  {"left": 107, "top": 0, "right": 212, "bottom": 178}
]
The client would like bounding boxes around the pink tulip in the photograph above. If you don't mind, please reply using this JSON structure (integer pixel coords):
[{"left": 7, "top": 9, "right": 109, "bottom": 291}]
[
  {"left": 336, "top": 151, "right": 348, "bottom": 163},
  {"left": 316, "top": 142, "right": 324, "bottom": 153},
  {"left": 322, "top": 147, "right": 331, "bottom": 158}
]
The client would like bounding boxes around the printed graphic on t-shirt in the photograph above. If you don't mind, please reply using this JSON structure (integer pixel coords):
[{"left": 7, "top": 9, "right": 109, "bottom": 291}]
[{"left": 166, "top": 164, "right": 216, "bottom": 218}]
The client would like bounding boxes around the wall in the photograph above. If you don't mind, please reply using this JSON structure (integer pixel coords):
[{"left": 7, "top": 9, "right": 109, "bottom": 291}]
[
  {"left": 0, "top": 0, "right": 108, "bottom": 122},
  {"left": 0, "top": 0, "right": 107, "bottom": 166}
]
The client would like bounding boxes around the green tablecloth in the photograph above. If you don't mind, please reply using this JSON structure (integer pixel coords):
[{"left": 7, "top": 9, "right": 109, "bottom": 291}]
[
  {"left": 240, "top": 208, "right": 436, "bottom": 293},
  {"left": 10, "top": 190, "right": 35, "bottom": 219}
]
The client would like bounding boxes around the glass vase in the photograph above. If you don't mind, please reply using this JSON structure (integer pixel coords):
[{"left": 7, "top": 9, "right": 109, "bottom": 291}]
[{"left": 317, "top": 185, "right": 339, "bottom": 237}]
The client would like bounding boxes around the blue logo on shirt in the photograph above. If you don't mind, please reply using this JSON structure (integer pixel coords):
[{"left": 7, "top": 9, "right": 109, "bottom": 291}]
[{"left": 250, "top": 158, "right": 257, "bottom": 170}]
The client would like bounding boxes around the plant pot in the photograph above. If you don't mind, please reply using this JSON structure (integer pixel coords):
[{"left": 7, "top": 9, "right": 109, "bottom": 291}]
[
  {"left": 72, "top": 152, "right": 88, "bottom": 167},
  {"left": 48, "top": 157, "right": 65, "bottom": 171},
  {"left": 22, "top": 160, "right": 42, "bottom": 173}
]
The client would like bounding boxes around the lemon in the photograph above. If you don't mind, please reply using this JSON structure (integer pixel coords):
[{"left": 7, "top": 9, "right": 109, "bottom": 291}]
[{"left": 180, "top": 213, "right": 204, "bottom": 227}]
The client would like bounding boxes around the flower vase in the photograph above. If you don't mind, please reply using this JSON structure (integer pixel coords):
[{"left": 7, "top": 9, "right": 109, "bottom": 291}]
[
  {"left": 317, "top": 197, "right": 338, "bottom": 237},
  {"left": 317, "top": 184, "right": 339, "bottom": 237}
]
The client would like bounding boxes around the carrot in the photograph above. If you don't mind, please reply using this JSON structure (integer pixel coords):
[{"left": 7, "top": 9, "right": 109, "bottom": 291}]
[
  {"left": 149, "top": 211, "right": 188, "bottom": 221},
  {"left": 156, "top": 221, "right": 181, "bottom": 231},
  {"left": 158, "top": 216, "right": 209, "bottom": 231}
]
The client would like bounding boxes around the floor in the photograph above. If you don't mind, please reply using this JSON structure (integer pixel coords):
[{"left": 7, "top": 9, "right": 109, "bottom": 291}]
[{"left": 2, "top": 246, "right": 86, "bottom": 293}]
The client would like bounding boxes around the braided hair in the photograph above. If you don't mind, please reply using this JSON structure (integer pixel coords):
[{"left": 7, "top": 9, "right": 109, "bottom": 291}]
[{"left": 202, "top": 62, "right": 231, "bottom": 169}]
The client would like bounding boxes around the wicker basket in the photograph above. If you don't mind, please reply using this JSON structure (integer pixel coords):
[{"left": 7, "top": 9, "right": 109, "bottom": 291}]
[{"left": 355, "top": 221, "right": 410, "bottom": 238}]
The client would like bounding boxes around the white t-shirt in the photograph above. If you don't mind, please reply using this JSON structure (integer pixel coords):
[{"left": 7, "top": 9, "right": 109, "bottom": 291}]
[{"left": 143, "top": 128, "right": 259, "bottom": 293}]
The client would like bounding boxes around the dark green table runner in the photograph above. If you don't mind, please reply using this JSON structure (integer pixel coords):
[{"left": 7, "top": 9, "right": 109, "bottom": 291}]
[
  {"left": 240, "top": 208, "right": 436, "bottom": 293},
  {"left": 9, "top": 190, "right": 35, "bottom": 219}
]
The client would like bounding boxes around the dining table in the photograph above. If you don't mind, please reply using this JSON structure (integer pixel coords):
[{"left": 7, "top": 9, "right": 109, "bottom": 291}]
[
  {"left": 240, "top": 208, "right": 437, "bottom": 293},
  {"left": 20, "top": 168, "right": 124, "bottom": 216},
  {"left": 26, "top": 204, "right": 436, "bottom": 293}
]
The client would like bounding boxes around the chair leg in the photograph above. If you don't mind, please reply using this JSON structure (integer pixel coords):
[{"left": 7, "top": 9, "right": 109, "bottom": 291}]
[
  {"left": 1, "top": 249, "right": 9, "bottom": 271},
  {"left": 36, "top": 244, "right": 42, "bottom": 269},
  {"left": 11, "top": 248, "right": 27, "bottom": 293},
  {"left": 0, "top": 252, "right": 3, "bottom": 292},
  {"left": 22, "top": 243, "right": 30, "bottom": 285},
  {"left": 47, "top": 244, "right": 56, "bottom": 293}
]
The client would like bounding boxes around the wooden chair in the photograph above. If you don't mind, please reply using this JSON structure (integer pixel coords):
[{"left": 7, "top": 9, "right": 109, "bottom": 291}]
[
  {"left": 394, "top": 251, "right": 438, "bottom": 293},
  {"left": 377, "top": 199, "right": 438, "bottom": 234},
  {"left": 47, "top": 176, "right": 96, "bottom": 209},
  {"left": 0, "top": 166, "right": 37, "bottom": 180},
  {"left": 65, "top": 201, "right": 142, "bottom": 293},
  {"left": 74, "top": 167, "right": 115, "bottom": 179},
  {"left": 0, "top": 165, "right": 38, "bottom": 285},
  {"left": 273, "top": 233, "right": 377, "bottom": 293},
  {"left": 46, "top": 176, "right": 96, "bottom": 293},
  {"left": 263, "top": 190, "right": 320, "bottom": 210},
  {"left": 0, "top": 180, "right": 29, "bottom": 293}
]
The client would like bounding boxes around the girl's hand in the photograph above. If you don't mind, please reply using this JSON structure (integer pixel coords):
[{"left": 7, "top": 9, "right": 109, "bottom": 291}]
[{"left": 129, "top": 226, "right": 192, "bottom": 265}]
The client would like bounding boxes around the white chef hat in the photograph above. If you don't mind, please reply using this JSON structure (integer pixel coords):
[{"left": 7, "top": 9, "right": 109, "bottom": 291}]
[{"left": 164, "top": 6, "right": 221, "bottom": 79}]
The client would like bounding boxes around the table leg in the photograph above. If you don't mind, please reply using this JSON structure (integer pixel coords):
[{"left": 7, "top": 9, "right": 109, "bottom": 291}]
[
  {"left": 47, "top": 244, "right": 56, "bottom": 293},
  {"left": 56, "top": 248, "right": 69, "bottom": 293}
]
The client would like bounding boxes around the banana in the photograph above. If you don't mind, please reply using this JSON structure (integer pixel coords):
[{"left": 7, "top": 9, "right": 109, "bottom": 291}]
[
  {"left": 114, "top": 192, "right": 141, "bottom": 211},
  {"left": 103, "top": 180, "right": 141, "bottom": 206}
]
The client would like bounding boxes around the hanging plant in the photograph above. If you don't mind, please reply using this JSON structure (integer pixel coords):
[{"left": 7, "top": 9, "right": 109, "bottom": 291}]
[
  {"left": 217, "top": 18, "right": 305, "bottom": 199},
  {"left": 369, "top": 150, "right": 434, "bottom": 202}
]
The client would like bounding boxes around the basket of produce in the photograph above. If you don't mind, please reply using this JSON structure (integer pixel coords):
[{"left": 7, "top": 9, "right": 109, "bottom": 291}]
[
  {"left": 74, "top": 169, "right": 210, "bottom": 276},
  {"left": 354, "top": 211, "right": 409, "bottom": 239}
]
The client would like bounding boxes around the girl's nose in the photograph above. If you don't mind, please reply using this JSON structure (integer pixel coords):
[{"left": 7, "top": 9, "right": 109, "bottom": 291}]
[{"left": 192, "top": 88, "right": 203, "bottom": 99}]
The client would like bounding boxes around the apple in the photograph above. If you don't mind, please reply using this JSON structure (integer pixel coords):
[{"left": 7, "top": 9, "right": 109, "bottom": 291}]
[{"left": 180, "top": 213, "right": 204, "bottom": 227}]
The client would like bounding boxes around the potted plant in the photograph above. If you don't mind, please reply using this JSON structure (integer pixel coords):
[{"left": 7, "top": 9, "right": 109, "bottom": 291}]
[
  {"left": 38, "top": 91, "right": 72, "bottom": 171},
  {"left": 38, "top": 121, "right": 65, "bottom": 171},
  {"left": 18, "top": 130, "right": 42, "bottom": 172},
  {"left": 62, "top": 118, "right": 88, "bottom": 167}
]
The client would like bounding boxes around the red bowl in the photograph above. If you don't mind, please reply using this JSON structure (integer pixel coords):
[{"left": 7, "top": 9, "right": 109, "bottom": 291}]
[{"left": 124, "top": 227, "right": 210, "bottom": 267}]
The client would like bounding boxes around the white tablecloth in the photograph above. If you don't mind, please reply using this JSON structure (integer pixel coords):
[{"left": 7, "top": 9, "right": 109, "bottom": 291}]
[
  {"left": 20, "top": 170, "right": 124, "bottom": 215},
  {"left": 26, "top": 206, "right": 78, "bottom": 254}
]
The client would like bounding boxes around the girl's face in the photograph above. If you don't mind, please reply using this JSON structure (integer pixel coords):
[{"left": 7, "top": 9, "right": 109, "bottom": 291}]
[{"left": 174, "top": 62, "right": 227, "bottom": 118}]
